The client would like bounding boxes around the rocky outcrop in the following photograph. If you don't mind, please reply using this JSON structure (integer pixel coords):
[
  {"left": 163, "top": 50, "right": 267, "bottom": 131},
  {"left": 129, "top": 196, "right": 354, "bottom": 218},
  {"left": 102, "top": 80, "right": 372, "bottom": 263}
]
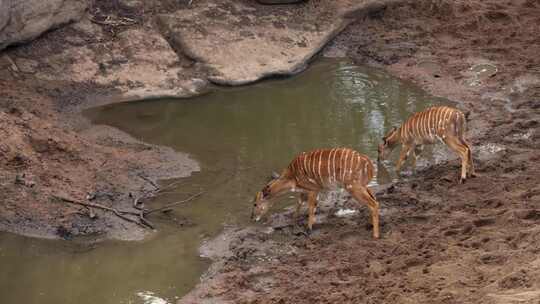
[
  {"left": 20, "top": 18, "right": 207, "bottom": 100},
  {"left": 157, "top": 0, "right": 387, "bottom": 85},
  {"left": 0, "top": 0, "right": 87, "bottom": 51}
]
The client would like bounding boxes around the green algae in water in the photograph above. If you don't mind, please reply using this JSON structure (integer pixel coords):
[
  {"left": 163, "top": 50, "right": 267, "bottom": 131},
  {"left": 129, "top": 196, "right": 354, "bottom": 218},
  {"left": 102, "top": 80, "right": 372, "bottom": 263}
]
[{"left": 0, "top": 59, "right": 448, "bottom": 304}]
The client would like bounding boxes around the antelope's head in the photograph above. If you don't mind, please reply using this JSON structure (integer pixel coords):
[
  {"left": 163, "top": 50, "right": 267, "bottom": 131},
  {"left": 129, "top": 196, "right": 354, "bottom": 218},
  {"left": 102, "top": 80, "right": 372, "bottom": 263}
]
[
  {"left": 251, "top": 171, "right": 294, "bottom": 222},
  {"left": 378, "top": 126, "right": 399, "bottom": 162}
]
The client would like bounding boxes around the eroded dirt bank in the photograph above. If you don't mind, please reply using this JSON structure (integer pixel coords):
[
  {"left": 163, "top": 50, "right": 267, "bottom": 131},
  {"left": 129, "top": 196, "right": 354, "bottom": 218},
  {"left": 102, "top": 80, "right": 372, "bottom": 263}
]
[
  {"left": 0, "top": 79, "right": 199, "bottom": 240},
  {"left": 180, "top": 1, "right": 540, "bottom": 303}
]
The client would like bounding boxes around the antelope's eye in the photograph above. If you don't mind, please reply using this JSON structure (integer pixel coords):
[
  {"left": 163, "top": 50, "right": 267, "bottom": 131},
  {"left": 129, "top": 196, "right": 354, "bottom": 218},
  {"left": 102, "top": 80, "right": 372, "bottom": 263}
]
[{"left": 253, "top": 203, "right": 257, "bottom": 207}]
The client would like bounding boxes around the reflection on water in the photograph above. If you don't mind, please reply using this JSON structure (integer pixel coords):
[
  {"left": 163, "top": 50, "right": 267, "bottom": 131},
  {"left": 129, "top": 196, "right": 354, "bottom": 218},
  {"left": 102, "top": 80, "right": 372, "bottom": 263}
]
[
  {"left": 137, "top": 291, "right": 171, "bottom": 304},
  {"left": 0, "top": 58, "right": 447, "bottom": 304}
]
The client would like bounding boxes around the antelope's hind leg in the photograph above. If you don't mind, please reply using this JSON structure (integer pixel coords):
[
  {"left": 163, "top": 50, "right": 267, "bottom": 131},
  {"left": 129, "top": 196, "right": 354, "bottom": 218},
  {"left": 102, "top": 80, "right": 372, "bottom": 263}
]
[
  {"left": 461, "top": 139, "right": 476, "bottom": 178},
  {"left": 293, "top": 193, "right": 308, "bottom": 227},
  {"left": 445, "top": 137, "right": 469, "bottom": 183},
  {"left": 306, "top": 191, "right": 319, "bottom": 234},
  {"left": 347, "top": 184, "right": 380, "bottom": 239}
]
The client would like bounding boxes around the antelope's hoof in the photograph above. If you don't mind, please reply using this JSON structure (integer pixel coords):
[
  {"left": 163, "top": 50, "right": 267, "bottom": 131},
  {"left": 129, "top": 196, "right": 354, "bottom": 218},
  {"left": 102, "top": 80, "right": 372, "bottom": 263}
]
[
  {"left": 459, "top": 177, "right": 466, "bottom": 184},
  {"left": 294, "top": 229, "right": 309, "bottom": 237}
]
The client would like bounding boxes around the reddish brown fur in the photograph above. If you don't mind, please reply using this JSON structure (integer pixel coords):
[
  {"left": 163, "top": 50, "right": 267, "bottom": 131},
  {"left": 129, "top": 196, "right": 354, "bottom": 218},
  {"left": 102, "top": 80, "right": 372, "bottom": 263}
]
[
  {"left": 289, "top": 148, "right": 374, "bottom": 190},
  {"left": 379, "top": 106, "right": 475, "bottom": 182},
  {"left": 252, "top": 148, "right": 380, "bottom": 238}
]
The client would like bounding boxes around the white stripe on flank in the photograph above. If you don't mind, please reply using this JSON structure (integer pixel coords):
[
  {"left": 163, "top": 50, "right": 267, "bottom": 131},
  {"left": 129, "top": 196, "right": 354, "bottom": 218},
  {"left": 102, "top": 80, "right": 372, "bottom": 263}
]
[
  {"left": 413, "top": 114, "right": 420, "bottom": 140},
  {"left": 341, "top": 150, "right": 351, "bottom": 181},
  {"left": 405, "top": 119, "right": 411, "bottom": 141},
  {"left": 436, "top": 107, "right": 444, "bottom": 135},
  {"left": 420, "top": 113, "right": 427, "bottom": 140},
  {"left": 311, "top": 151, "right": 318, "bottom": 181},
  {"left": 327, "top": 149, "right": 332, "bottom": 184},
  {"left": 336, "top": 149, "right": 345, "bottom": 180},
  {"left": 317, "top": 150, "right": 322, "bottom": 183},
  {"left": 413, "top": 117, "right": 420, "bottom": 141},
  {"left": 350, "top": 154, "right": 356, "bottom": 180},
  {"left": 427, "top": 109, "right": 434, "bottom": 140},
  {"left": 302, "top": 154, "right": 308, "bottom": 180},
  {"left": 442, "top": 108, "right": 452, "bottom": 129},
  {"left": 327, "top": 149, "right": 334, "bottom": 184},
  {"left": 423, "top": 112, "right": 429, "bottom": 141},
  {"left": 333, "top": 148, "right": 339, "bottom": 183},
  {"left": 438, "top": 108, "right": 445, "bottom": 133},
  {"left": 415, "top": 113, "right": 422, "bottom": 140}
]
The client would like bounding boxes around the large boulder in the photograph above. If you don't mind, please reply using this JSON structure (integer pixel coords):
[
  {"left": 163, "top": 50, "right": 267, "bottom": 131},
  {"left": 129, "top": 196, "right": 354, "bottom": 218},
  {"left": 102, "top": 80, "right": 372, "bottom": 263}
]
[
  {"left": 0, "top": 0, "right": 87, "bottom": 51},
  {"left": 31, "top": 22, "right": 206, "bottom": 100},
  {"left": 157, "top": 0, "right": 386, "bottom": 86}
]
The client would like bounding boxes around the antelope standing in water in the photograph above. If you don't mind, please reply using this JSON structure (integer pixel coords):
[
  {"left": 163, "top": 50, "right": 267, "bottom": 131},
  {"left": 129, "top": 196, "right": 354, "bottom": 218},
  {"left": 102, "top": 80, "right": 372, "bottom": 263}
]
[
  {"left": 378, "top": 106, "right": 475, "bottom": 183},
  {"left": 251, "top": 148, "right": 380, "bottom": 239}
]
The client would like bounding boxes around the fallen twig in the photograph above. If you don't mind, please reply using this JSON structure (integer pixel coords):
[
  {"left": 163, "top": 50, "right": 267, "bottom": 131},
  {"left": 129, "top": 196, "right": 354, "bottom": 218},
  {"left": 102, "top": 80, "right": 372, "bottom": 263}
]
[
  {"left": 144, "top": 191, "right": 204, "bottom": 216},
  {"left": 90, "top": 16, "right": 137, "bottom": 27},
  {"left": 157, "top": 180, "right": 186, "bottom": 193},
  {"left": 139, "top": 214, "right": 155, "bottom": 229},
  {"left": 53, "top": 195, "right": 148, "bottom": 229},
  {"left": 137, "top": 173, "right": 160, "bottom": 190}
]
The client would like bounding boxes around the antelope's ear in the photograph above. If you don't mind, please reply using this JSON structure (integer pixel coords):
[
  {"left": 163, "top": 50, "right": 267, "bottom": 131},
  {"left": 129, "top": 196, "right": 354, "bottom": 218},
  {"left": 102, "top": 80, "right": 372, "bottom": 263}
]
[{"left": 391, "top": 126, "right": 398, "bottom": 132}]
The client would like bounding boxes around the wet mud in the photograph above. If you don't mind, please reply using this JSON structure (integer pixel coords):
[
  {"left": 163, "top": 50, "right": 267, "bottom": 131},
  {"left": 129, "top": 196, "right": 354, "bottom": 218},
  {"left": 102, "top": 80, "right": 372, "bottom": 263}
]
[{"left": 179, "top": 1, "right": 540, "bottom": 303}]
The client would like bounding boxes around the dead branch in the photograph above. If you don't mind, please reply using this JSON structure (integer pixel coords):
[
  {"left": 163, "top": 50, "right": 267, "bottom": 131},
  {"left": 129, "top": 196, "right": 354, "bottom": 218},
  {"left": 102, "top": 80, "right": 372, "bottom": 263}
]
[
  {"left": 90, "top": 16, "right": 137, "bottom": 27},
  {"left": 53, "top": 195, "right": 149, "bottom": 229},
  {"left": 137, "top": 173, "right": 160, "bottom": 190},
  {"left": 139, "top": 213, "right": 155, "bottom": 229},
  {"left": 144, "top": 191, "right": 204, "bottom": 216},
  {"left": 158, "top": 179, "right": 187, "bottom": 193}
]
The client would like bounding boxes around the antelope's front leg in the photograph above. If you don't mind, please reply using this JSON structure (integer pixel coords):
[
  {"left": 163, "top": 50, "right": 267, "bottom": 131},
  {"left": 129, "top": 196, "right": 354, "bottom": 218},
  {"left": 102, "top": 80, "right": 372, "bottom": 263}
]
[
  {"left": 411, "top": 145, "right": 423, "bottom": 172},
  {"left": 395, "top": 144, "right": 412, "bottom": 174},
  {"left": 294, "top": 193, "right": 308, "bottom": 226},
  {"left": 306, "top": 191, "right": 318, "bottom": 232}
]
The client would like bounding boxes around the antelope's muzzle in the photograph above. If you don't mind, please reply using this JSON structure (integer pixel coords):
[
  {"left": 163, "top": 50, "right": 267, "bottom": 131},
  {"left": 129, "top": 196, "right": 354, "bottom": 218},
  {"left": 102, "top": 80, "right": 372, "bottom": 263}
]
[{"left": 251, "top": 191, "right": 263, "bottom": 222}]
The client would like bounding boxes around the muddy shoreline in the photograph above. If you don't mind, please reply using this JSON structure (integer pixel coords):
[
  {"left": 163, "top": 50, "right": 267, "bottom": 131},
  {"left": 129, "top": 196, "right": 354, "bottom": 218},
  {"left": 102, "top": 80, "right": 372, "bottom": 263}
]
[{"left": 178, "top": 1, "right": 540, "bottom": 303}]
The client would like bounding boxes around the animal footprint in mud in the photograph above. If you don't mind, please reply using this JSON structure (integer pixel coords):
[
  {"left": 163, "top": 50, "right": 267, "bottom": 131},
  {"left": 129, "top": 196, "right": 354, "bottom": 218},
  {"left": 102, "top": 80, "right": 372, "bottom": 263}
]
[
  {"left": 515, "top": 209, "right": 540, "bottom": 221},
  {"left": 479, "top": 253, "right": 507, "bottom": 265},
  {"left": 473, "top": 218, "right": 496, "bottom": 227},
  {"left": 498, "top": 270, "right": 532, "bottom": 290}
]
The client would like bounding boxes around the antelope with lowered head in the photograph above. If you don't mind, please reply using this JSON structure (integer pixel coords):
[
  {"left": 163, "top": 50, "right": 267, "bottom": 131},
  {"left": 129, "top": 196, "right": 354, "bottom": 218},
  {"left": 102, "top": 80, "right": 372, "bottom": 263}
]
[
  {"left": 251, "top": 148, "right": 380, "bottom": 239},
  {"left": 378, "top": 106, "right": 475, "bottom": 183}
]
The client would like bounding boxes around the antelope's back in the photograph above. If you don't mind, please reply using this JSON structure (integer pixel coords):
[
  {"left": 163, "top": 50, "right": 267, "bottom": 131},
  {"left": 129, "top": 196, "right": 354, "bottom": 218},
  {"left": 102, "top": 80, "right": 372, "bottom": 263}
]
[
  {"left": 401, "top": 106, "right": 464, "bottom": 142},
  {"left": 288, "top": 148, "right": 374, "bottom": 187}
]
